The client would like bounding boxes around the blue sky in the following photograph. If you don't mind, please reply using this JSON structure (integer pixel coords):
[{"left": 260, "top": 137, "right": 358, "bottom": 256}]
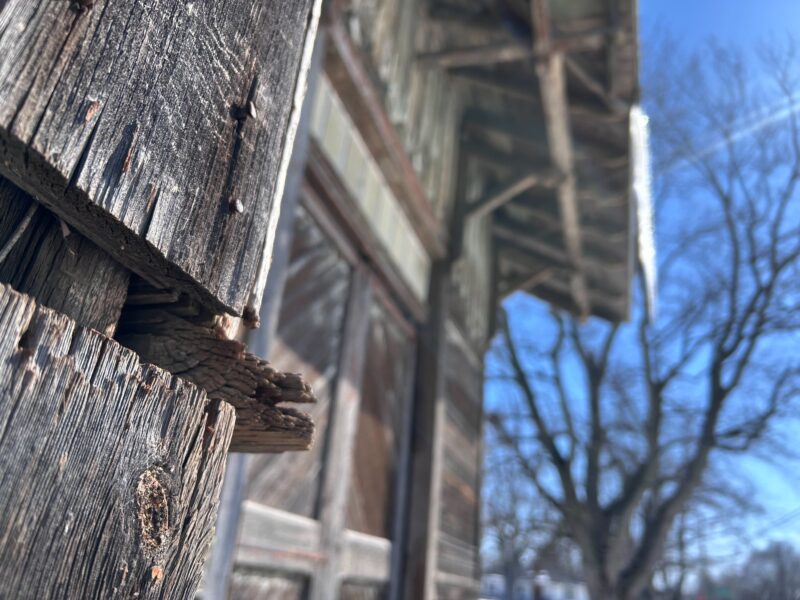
[
  {"left": 640, "top": 0, "right": 800, "bottom": 556},
  {"left": 640, "top": 0, "right": 800, "bottom": 51}
]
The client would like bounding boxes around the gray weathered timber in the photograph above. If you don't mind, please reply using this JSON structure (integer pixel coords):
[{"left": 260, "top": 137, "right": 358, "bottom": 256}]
[
  {"left": 0, "top": 176, "right": 129, "bottom": 335},
  {"left": 116, "top": 287, "right": 316, "bottom": 453},
  {"left": 0, "top": 0, "right": 320, "bottom": 316},
  {"left": 0, "top": 282, "right": 235, "bottom": 600}
]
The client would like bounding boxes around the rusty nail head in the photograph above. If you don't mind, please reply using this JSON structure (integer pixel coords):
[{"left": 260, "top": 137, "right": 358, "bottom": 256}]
[{"left": 229, "top": 198, "right": 244, "bottom": 214}]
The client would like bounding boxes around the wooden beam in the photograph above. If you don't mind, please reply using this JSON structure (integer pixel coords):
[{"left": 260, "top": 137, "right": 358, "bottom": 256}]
[
  {"left": 565, "top": 55, "right": 628, "bottom": 114},
  {"left": 0, "top": 0, "right": 321, "bottom": 317},
  {"left": 501, "top": 267, "right": 553, "bottom": 299},
  {"left": 235, "top": 502, "right": 323, "bottom": 576},
  {"left": 234, "top": 501, "right": 393, "bottom": 583},
  {"left": 0, "top": 283, "right": 234, "bottom": 598},
  {"left": 535, "top": 270, "right": 625, "bottom": 321},
  {"left": 463, "top": 107, "right": 625, "bottom": 165},
  {"left": 462, "top": 139, "right": 535, "bottom": 174},
  {"left": 463, "top": 108, "right": 548, "bottom": 142},
  {"left": 453, "top": 64, "right": 628, "bottom": 125},
  {"left": 451, "top": 67, "right": 539, "bottom": 101},
  {"left": 342, "top": 530, "right": 392, "bottom": 582},
  {"left": 417, "top": 42, "right": 533, "bottom": 68},
  {"left": 530, "top": 0, "right": 591, "bottom": 319},
  {"left": 427, "top": 3, "right": 504, "bottom": 33},
  {"left": 493, "top": 223, "right": 570, "bottom": 267},
  {"left": 500, "top": 238, "right": 628, "bottom": 298},
  {"left": 466, "top": 170, "right": 561, "bottom": 219}
]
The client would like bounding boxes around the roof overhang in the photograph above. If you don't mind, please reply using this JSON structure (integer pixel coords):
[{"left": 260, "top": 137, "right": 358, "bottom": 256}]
[{"left": 426, "top": 0, "right": 651, "bottom": 322}]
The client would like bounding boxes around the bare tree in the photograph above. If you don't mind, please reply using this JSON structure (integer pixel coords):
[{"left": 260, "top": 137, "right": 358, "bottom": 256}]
[
  {"left": 481, "top": 445, "right": 559, "bottom": 600},
  {"left": 487, "top": 39, "right": 800, "bottom": 600},
  {"left": 715, "top": 541, "right": 800, "bottom": 600}
]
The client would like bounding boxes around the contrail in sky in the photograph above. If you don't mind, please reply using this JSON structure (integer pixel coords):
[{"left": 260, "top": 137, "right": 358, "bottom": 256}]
[{"left": 659, "top": 95, "right": 800, "bottom": 174}]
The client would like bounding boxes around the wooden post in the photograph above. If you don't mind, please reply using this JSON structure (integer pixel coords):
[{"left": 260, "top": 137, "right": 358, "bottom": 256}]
[
  {"left": 201, "top": 28, "right": 329, "bottom": 600},
  {"left": 400, "top": 260, "right": 450, "bottom": 600},
  {"left": 310, "top": 268, "right": 372, "bottom": 600},
  {"left": 0, "top": 284, "right": 235, "bottom": 599}
]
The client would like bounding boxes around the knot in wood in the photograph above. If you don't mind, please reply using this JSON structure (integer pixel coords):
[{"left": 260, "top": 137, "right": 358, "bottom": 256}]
[{"left": 135, "top": 467, "right": 171, "bottom": 557}]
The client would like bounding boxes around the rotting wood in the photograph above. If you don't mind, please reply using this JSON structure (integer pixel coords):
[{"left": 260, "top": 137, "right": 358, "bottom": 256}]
[
  {"left": 116, "top": 280, "right": 316, "bottom": 453},
  {"left": 0, "top": 0, "right": 320, "bottom": 317},
  {"left": 0, "top": 282, "right": 235, "bottom": 600},
  {"left": 0, "top": 176, "right": 129, "bottom": 335}
]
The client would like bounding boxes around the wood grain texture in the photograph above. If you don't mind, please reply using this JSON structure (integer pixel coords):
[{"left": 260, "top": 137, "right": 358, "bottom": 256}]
[
  {"left": 0, "top": 282, "right": 234, "bottom": 600},
  {"left": 0, "top": 176, "right": 129, "bottom": 335},
  {"left": 0, "top": 0, "right": 319, "bottom": 316},
  {"left": 116, "top": 279, "right": 317, "bottom": 453}
]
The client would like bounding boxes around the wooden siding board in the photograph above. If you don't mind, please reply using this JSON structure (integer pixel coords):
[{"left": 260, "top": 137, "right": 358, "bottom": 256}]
[
  {"left": 229, "top": 571, "right": 308, "bottom": 600},
  {"left": 347, "top": 300, "right": 414, "bottom": 539},
  {"left": 0, "top": 0, "right": 319, "bottom": 316},
  {"left": 0, "top": 282, "right": 234, "bottom": 599},
  {"left": 235, "top": 502, "right": 322, "bottom": 576},
  {"left": 246, "top": 204, "right": 351, "bottom": 516}
]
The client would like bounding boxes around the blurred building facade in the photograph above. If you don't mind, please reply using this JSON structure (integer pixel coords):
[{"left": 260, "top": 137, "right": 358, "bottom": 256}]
[{"left": 203, "top": 1, "right": 649, "bottom": 599}]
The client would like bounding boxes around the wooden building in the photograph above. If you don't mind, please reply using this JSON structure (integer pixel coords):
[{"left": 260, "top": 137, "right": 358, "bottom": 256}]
[{"left": 0, "top": 0, "right": 647, "bottom": 599}]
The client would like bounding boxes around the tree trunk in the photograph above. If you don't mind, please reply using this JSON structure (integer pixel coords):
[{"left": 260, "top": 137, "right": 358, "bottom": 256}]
[{"left": 585, "top": 563, "right": 627, "bottom": 600}]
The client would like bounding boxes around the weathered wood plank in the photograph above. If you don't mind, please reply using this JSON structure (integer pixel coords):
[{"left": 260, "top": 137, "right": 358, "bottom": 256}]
[
  {"left": 0, "top": 282, "right": 234, "bottom": 599},
  {"left": 202, "top": 30, "right": 329, "bottom": 599},
  {"left": 0, "top": 176, "right": 129, "bottom": 334},
  {"left": 235, "top": 502, "right": 322, "bottom": 576},
  {"left": 116, "top": 284, "right": 316, "bottom": 453},
  {"left": 0, "top": 0, "right": 321, "bottom": 316}
]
